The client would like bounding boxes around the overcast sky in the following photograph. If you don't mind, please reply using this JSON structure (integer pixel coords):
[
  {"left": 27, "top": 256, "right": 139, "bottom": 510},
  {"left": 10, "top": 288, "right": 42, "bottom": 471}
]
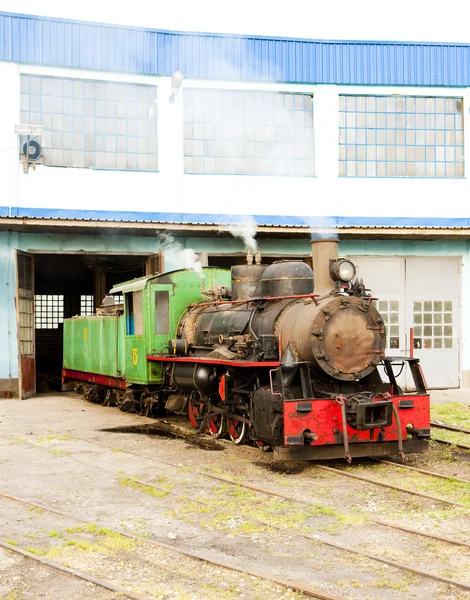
[{"left": 0, "top": 0, "right": 469, "bottom": 44}]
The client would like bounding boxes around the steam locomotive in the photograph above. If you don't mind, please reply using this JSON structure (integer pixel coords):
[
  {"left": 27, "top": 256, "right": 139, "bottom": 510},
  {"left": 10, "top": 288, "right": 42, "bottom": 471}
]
[{"left": 62, "top": 238, "right": 430, "bottom": 461}]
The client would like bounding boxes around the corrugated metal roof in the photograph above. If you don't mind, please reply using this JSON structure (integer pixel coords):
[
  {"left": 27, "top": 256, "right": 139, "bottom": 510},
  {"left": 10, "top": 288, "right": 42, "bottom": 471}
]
[
  {"left": 1, "top": 206, "right": 470, "bottom": 229},
  {"left": 1, "top": 11, "right": 470, "bottom": 86}
]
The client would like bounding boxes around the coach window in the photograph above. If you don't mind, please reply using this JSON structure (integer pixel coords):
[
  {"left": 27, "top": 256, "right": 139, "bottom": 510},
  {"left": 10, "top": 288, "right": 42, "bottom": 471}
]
[
  {"left": 20, "top": 74, "right": 158, "bottom": 171},
  {"left": 155, "top": 291, "right": 170, "bottom": 335},
  {"left": 126, "top": 291, "right": 143, "bottom": 336},
  {"left": 184, "top": 89, "right": 314, "bottom": 177},
  {"left": 339, "top": 95, "right": 464, "bottom": 177}
]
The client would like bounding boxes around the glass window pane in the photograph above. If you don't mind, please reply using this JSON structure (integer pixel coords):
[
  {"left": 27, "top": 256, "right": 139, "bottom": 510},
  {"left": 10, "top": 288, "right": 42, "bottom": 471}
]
[
  {"left": 185, "top": 90, "right": 314, "bottom": 176},
  {"left": 337, "top": 93, "right": 464, "bottom": 178},
  {"left": 19, "top": 75, "right": 157, "bottom": 171}
]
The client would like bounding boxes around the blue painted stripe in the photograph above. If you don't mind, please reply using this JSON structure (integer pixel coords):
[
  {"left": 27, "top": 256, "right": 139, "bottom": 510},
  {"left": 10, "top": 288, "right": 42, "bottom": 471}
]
[
  {"left": 1, "top": 11, "right": 470, "bottom": 86},
  {"left": 2, "top": 206, "right": 470, "bottom": 229}
]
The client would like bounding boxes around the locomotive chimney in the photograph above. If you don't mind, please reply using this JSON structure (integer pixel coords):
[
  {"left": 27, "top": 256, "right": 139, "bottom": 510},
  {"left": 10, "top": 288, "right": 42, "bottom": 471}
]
[{"left": 310, "top": 238, "right": 339, "bottom": 295}]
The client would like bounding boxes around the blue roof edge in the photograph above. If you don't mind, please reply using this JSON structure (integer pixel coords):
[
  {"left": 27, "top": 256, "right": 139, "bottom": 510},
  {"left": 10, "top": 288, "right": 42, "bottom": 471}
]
[
  {"left": 0, "top": 10, "right": 468, "bottom": 47},
  {"left": 1, "top": 206, "right": 469, "bottom": 229}
]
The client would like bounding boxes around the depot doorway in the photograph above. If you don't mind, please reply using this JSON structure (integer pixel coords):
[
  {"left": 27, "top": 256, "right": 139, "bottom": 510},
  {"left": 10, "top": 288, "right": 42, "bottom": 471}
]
[{"left": 16, "top": 251, "right": 154, "bottom": 398}]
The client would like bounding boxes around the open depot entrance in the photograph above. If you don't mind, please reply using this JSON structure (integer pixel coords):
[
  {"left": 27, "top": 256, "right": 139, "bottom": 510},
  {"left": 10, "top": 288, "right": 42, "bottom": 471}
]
[
  {"left": 17, "top": 251, "right": 150, "bottom": 397},
  {"left": 16, "top": 248, "right": 310, "bottom": 398}
]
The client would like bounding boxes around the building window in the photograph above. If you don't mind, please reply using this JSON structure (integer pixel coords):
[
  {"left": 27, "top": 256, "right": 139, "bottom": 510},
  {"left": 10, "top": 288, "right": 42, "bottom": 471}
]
[
  {"left": 34, "top": 295, "right": 64, "bottom": 329},
  {"left": 413, "top": 300, "right": 453, "bottom": 350},
  {"left": 80, "top": 295, "right": 94, "bottom": 316},
  {"left": 339, "top": 95, "right": 464, "bottom": 177},
  {"left": 20, "top": 75, "right": 158, "bottom": 171},
  {"left": 184, "top": 89, "right": 314, "bottom": 176},
  {"left": 376, "top": 300, "right": 400, "bottom": 349}
]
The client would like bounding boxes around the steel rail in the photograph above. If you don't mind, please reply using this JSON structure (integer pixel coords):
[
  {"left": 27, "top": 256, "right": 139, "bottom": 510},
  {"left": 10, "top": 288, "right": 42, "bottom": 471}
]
[
  {"left": 374, "top": 458, "right": 470, "bottom": 484},
  {"left": 61, "top": 433, "right": 470, "bottom": 548},
  {"left": 22, "top": 427, "right": 470, "bottom": 551},
  {"left": 110, "top": 475, "right": 470, "bottom": 591},
  {"left": 0, "top": 490, "right": 341, "bottom": 600},
  {"left": 314, "top": 464, "right": 470, "bottom": 509},
  {"left": 433, "top": 438, "right": 470, "bottom": 451},
  {"left": 3, "top": 476, "right": 470, "bottom": 594},
  {"left": 431, "top": 421, "right": 470, "bottom": 435},
  {"left": 0, "top": 539, "right": 148, "bottom": 600}
]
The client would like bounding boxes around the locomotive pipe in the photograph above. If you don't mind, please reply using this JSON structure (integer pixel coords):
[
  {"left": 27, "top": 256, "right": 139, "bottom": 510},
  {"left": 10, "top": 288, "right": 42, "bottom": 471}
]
[{"left": 310, "top": 238, "right": 339, "bottom": 295}]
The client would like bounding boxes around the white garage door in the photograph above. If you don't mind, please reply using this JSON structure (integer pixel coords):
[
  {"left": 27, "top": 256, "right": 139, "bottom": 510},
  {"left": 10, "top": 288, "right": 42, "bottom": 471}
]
[{"left": 349, "top": 256, "right": 460, "bottom": 389}]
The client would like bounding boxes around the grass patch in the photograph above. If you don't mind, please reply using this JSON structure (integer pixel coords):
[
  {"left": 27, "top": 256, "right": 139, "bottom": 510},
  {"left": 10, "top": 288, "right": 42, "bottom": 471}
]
[
  {"left": 48, "top": 531, "right": 62, "bottom": 538},
  {"left": 170, "top": 485, "right": 363, "bottom": 536},
  {"left": 431, "top": 427, "right": 470, "bottom": 448},
  {"left": 119, "top": 477, "right": 169, "bottom": 498},
  {"left": 24, "top": 546, "right": 67, "bottom": 559},
  {"left": 0, "top": 591, "right": 24, "bottom": 600},
  {"left": 431, "top": 402, "right": 470, "bottom": 429},
  {"left": 36, "top": 434, "right": 69, "bottom": 443}
]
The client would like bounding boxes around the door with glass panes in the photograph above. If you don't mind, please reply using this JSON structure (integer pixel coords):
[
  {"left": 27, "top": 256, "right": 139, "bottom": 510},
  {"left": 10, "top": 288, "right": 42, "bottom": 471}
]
[{"left": 349, "top": 256, "right": 460, "bottom": 389}]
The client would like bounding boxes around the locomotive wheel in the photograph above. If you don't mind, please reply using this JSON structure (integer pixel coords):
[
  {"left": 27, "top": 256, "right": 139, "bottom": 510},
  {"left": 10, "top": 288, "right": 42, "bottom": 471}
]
[
  {"left": 103, "top": 389, "right": 117, "bottom": 407},
  {"left": 84, "top": 384, "right": 101, "bottom": 404},
  {"left": 139, "top": 393, "right": 151, "bottom": 417},
  {"left": 208, "top": 414, "right": 225, "bottom": 438},
  {"left": 188, "top": 393, "right": 207, "bottom": 433},
  {"left": 226, "top": 417, "right": 246, "bottom": 444}
]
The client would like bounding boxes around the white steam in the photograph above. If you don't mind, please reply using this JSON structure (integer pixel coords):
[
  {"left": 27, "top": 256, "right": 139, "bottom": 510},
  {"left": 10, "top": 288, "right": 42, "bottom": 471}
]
[
  {"left": 160, "top": 233, "right": 203, "bottom": 277},
  {"left": 221, "top": 215, "right": 258, "bottom": 251},
  {"left": 307, "top": 216, "right": 339, "bottom": 241}
]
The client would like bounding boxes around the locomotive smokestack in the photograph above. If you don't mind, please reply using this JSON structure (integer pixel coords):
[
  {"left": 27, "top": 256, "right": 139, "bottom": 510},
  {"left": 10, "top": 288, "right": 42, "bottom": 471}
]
[{"left": 310, "top": 238, "right": 339, "bottom": 295}]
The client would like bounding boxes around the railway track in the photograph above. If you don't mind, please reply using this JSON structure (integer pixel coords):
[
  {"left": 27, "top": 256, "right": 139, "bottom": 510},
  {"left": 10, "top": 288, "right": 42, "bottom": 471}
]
[
  {"left": 374, "top": 457, "right": 470, "bottom": 484},
  {"left": 30, "top": 423, "right": 470, "bottom": 532},
  {"left": 7, "top": 427, "right": 470, "bottom": 595},
  {"left": 431, "top": 421, "right": 470, "bottom": 435},
  {"left": 0, "top": 539, "right": 148, "bottom": 600},
  {"left": 3, "top": 470, "right": 470, "bottom": 595},
  {"left": 0, "top": 490, "right": 339, "bottom": 600},
  {"left": 431, "top": 420, "right": 470, "bottom": 450},
  {"left": 314, "top": 464, "right": 470, "bottom": 509}
]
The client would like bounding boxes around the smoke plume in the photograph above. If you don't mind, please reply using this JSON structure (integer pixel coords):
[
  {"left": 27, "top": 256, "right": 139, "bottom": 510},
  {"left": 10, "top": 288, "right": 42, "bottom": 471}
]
[
  {"left": 159, "top": 233, "right": 203, "bottom": 277},
  {"left": 221, "top": 215, "right": 258, "bottom": 251}
]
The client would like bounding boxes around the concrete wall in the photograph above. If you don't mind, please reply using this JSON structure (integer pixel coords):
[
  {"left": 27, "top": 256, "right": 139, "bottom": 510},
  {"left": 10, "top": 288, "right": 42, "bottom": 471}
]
[{"left": 2, "top": 61, "right": 470, "bottom": 222}]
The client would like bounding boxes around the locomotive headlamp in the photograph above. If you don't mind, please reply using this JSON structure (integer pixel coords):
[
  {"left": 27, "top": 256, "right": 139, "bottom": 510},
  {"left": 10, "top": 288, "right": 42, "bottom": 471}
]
[{"left": 330, "top": 259, "right": 356, "bottom": 282}]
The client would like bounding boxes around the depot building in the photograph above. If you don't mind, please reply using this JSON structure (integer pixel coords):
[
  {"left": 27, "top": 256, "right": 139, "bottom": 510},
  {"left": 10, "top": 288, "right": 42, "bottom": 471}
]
[{"left": 0, "top": 10, "right": 469, "bottom": 397}]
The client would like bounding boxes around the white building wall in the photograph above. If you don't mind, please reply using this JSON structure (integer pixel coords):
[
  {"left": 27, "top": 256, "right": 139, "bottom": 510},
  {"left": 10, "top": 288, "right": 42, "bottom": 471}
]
[{"left": 1, "top": 60, "right": 470, "bottom": 222}]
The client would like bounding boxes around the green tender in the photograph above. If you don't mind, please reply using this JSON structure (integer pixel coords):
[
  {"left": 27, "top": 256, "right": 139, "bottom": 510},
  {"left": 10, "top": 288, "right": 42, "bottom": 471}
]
[{"left": 63, "top": 267, "right": 231, "bottom": 387}]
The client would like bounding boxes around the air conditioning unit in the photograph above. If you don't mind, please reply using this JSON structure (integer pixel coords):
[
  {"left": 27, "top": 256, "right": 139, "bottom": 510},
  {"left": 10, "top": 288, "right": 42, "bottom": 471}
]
[{"left": 15, "top": 124, "right": 43, "bottom": 173}]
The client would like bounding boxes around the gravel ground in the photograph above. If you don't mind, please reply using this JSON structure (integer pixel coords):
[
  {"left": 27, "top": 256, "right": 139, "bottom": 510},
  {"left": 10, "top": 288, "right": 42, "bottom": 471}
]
[{"left": 1, "top": 393, "right": 470, "bottom": 600}]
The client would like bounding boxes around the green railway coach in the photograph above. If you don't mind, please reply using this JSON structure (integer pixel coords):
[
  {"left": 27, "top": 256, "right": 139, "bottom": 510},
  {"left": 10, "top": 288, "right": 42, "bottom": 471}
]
[{"left": 62, "top": 267, "right": 231, "bottom": 408}]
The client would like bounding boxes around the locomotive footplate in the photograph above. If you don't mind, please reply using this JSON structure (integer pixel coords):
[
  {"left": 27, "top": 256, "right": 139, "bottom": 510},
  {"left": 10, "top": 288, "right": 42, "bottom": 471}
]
[{"left": 274, "top": 439, "right": 429, "bottom": 461}]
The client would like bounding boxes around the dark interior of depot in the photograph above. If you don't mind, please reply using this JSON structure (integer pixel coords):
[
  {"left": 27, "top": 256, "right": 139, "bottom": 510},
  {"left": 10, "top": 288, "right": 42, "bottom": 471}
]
[{"left": 34, "top": 253, "right": 147, "bottom": 392}]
